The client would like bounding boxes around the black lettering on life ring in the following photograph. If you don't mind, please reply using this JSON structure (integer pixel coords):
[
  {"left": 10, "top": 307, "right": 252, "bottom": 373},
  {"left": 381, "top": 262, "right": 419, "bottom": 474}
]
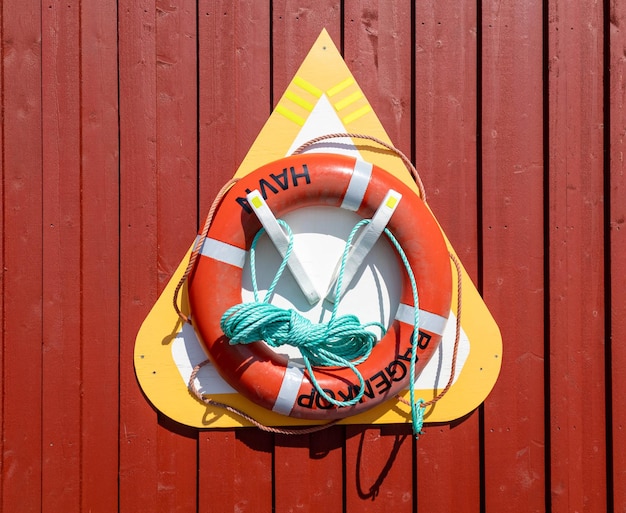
[
  {"left": 386, "top": 360, "right": 408, "bottom": 382},
  {"left": 236, "top": 164, "right": 312, "bottom": 213},
  {"left": 315, "top": 389, "right": 336, "bottom": 409},
  {"left": 294, "top": 341, "right": 439, "bottom": 410},
  {"left": 417, "top": 330, "right": 432, "bottom": 350},
  {"left": 369, "top": 370, "right": 392, "bottom": 394},
  {"left": 290, "top": 164, "right": 311, "bottom": 186},
  {"left": 292, "top": 330, "right": 438, "bottom": 410}
]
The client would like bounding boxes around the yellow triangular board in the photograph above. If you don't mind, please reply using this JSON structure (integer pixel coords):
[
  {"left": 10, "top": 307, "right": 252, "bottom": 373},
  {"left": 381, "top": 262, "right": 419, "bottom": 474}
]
[{"left": 134, "top": 30, "right": 502, "bottom": 428}]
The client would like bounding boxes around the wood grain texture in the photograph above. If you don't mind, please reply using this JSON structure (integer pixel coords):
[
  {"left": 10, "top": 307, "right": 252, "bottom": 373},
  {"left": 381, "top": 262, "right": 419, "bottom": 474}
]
[
  {"left": 155, "top": 0, "right": 198, "bottom": 287},
  {"left": 79, "top": 0, "right": 121, "bottom": 509},
  {"left": 118, "top": 0, "right": 161, "bottom": 510},
  {"left": 154, "top": 2, "right": 199, "bottom": 510},
  {"left": 274, "top": 428, "right": 345, "bottom": 513},
  {"left": 480, "top": 1, "right": 547, "bottom": 511},
  {"left": 414, "top": 0, "right": 480, "bottom": 275},
  {"left": 343, "top": 0, "right": 413, "bottom": 155},
  {"left": 0, "top": 7, "right": 3, "bottom": 505},
  {"left": 41, "top": 2, "right": 82, "bottom": 510},
  {"left": 417, "top": 416, "right": 481, "bottom": 513},
  {"left": 271, "top": 0, "right": 342, "bottom": 105},
  {"left": 198, "top": 0, "right": 271, "bottom": 212},
  {"left": 547, "top": 1, "right": 607, "bottom": 510},
  {"left": 413, "top": 3, "right": 481, "bottom": 510},
  {"left": 345, "top": 425, "right": 415, "bottom": 512},
  {"left": 2, "top": 1, "right": 44, "bottom": 511},
  {"left": 198, "top": 430, "right": 274, "bottom": 513},
  {"left": 196, "top": 3, "right": 273, "bottom": 511}
]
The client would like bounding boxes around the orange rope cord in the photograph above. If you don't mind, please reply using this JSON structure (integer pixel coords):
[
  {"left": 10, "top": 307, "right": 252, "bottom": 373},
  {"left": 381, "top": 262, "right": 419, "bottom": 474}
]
[
  {"left": 172, "top": 178, "right": 239, "bottom": 324},
  {"left": 291, "top": 132, "right": 427, "bottom": 201},
  {"left": 188, "top": 359, "right": 338, "bottom": 435},
  {"left": 396, "top": 251, "right": 463, "bottom": 410}
]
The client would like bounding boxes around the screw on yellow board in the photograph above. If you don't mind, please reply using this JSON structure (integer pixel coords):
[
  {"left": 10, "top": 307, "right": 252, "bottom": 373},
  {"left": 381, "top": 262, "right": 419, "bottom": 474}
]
[{"left": 134, "top": 29, "right": 502, "bottom": 429}]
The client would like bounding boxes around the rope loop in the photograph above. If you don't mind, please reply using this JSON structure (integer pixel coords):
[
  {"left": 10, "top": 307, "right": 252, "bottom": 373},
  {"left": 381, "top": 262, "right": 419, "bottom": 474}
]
[
  {"left": 291, "top": 133, "right": 427, "bottom": 201},
  {"left": 221, "top": 303, "right": 380, "bottom": 359},
  {"left": 413, "top": 399, "right": 426, "bottom": 436}
]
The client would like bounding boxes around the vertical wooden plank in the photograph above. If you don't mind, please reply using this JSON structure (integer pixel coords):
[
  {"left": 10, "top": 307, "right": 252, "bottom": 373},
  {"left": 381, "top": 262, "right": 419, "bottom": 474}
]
[
  {"left": 118, "top": 0, "right": 160, "bottom": 509},
  {"left": 198, "top": 0, "right": 271, "bottom": 211},
  {"left": 343, "top": 0, "right": 413, "bottom": 154},
  {"left": 155, "top": 0, "right": 198, "bottom": 279},
  {"left": 609, "top": 2, "right": 626, "bottom": 510},
  {"left": 273, "top": 427, "right": 345, "bottom": 513},
  {"left": 417, "top": 416, "right": 481, "bottom": 512},
  {"left": 481, "top": 1, "right": 546, "bottom": 511},
  {"left": 41, "top": 1, "right": 82, "bottom": 510},
  {"left": 154, "top": 1, "right": 199, "bottom": 510},
  {"left": 0, "top": 6, "right": 4, "bottom": 502},
  {"left": 198, "top": 430, "right": 274, "bottom": 513},
  {"left": 156, "top": 421, "right": 198, "bottom": 513},
  {"left": 269, "top": 5, "right": 347, "bottom": 511},
  {"left": 271, "top": 0, "right": 342, "bottom": 104},
  {"left": 1, "top": 1, "right": 43, "bottom": 512},
  {"left": 197, "top": 2, "right": 273, "bottom": 511},
  {"left": 414, "top": 0, "right": 479, "bottom": 274},
  {"left": 79, "top": 0, "right": 121, "bottom": 510},
  {"left": 345, "top": 425, "right": 414, "bottom": 511},
  {"left": 548, "top": 1, "right": 607, "bottom": 511},
  {"left": 413, "top": 2, "right": 482, "bottom": 511},
  {"left": 121, "top": 0, "right": 202, "bottom": 510},
  {"left": 341, "top": 5, "right": 419, "bottom": 512}
]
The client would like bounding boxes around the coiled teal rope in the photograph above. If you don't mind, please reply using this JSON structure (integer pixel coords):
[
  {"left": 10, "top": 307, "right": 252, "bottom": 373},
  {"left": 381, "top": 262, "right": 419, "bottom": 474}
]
[{"left": 220, "top": 218, "right": 425, "bottom": 435}]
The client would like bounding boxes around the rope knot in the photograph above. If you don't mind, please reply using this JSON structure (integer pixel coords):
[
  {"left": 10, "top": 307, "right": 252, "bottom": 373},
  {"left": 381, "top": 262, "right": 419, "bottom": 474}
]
[
  {"left": 221, "top": 302, "right": 381, "bottom": 366},
  {"left": 221, "top": 299, "right": 383, "bottom": 409},
  {"left": 284, "top": 309, "right": 328, "bottom": 349}
]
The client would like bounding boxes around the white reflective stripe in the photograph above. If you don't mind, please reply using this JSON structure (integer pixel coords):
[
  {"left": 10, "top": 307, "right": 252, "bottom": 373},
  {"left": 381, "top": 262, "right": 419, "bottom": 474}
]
[
  {"left": 326, "top": 190, "right": 402, "bottom": 303},
  {"left": 198, "top": 237, "right": 246, "bottom": 268},
  {"left": 246, "top": 190, "right": 320, "bottom": 305},
  {"left": 341, "top": 159, "right": 373, "bottom": 211},
  {"left": 272, "top": 363, "right": 305, "bottom": 415},
  {"left": 395, "top": 303, "right": 448, "bottom": 336}
]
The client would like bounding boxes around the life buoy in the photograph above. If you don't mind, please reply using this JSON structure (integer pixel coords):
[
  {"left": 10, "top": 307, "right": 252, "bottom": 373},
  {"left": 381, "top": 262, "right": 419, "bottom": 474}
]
[{"left": 188, "top": 153, "right": 452, "bottom": 420}]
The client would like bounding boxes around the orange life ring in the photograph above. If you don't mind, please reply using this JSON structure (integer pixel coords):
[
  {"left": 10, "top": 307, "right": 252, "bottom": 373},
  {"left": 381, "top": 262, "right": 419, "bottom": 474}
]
[{"left": 188, "top": 153, "right": 452, "bottom": 420}]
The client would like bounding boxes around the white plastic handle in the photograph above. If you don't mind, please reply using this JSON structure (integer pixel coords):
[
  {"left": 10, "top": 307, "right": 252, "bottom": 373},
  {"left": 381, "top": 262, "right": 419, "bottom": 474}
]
[
  {"left": 325, "top": 189, "right": 402, "bottom": 303},
  {"left": 246, "top": 190, "right": 321, "bottom": 305}
]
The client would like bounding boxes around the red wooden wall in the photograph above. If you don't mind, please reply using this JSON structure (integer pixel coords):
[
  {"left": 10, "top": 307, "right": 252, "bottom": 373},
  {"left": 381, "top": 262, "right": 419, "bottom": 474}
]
[{"left": 1, "top": 1, "right": 624, "bottom": 512}]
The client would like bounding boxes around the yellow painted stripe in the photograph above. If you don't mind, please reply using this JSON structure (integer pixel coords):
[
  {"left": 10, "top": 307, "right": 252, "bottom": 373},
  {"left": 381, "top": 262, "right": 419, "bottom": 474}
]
[
  {"left": 284, "top": 90, "right": 314, "bottom": 111},
  {"left": 342, "top": 104, "right": 372, "bottom": 124},
  {"left": 275, "top": 104, "right": 305, "bottom": 126},
  {"left": 293, "top": 76, "right": 323, "bottom": 98},
  {"left": 327, "top": 77, "right": 355, "bottom": 97},
  {"left": 334, "top": 91, "right": 363, "bottom": 111}
]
